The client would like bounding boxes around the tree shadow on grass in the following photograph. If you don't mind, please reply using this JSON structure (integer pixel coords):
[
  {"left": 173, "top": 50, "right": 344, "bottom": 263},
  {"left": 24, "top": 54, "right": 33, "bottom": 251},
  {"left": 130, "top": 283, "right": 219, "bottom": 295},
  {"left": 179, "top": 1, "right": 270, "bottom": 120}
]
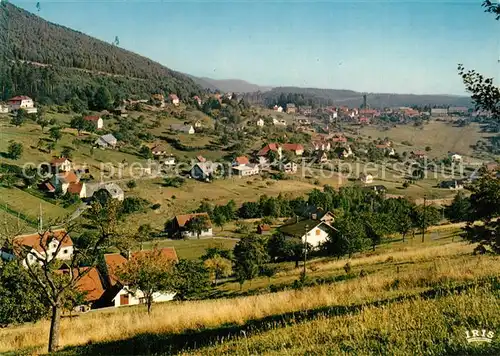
[{"left": 55, "top": 278, "right": 499, "bottom": 356}]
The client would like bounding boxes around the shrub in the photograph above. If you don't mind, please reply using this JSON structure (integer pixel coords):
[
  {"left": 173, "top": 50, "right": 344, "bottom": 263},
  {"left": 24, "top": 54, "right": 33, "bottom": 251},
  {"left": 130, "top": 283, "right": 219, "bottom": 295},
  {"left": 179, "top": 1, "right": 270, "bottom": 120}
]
[
  {"left": 126, "top": 180, "right": 137, "bottom": 189},
  {"left": 359, "top": 269, "right": 368, "bottom": 278},
  {"left": 151, "top": 203, "right": 161, "bottom": 210},
  {"left": 343, "top": 262, "right": 352, "bottom": 274}
]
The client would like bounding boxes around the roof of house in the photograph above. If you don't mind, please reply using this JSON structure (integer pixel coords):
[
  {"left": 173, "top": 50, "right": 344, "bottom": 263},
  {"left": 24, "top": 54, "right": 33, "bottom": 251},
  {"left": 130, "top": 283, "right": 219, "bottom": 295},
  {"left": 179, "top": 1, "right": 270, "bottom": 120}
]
[
  {"left": 412, "top": 150, "right": 426, "bottom": 156},
  {"left": 484, "top": 162, "right": 499, "bottom": 172},
  {"left": 169, "top": 94, "right": 179, "bottom": 100},
  {"left": 234, "top": 156, "right": 250, "bottom": 165},
  {"left": 104, "top": 248, "right": 178, "bottom": 286},
  {"left": 60, "top": 267, "right": 106, "bottom": 302},
  {"left": 258, "top": 224, "right": 271, "bottom": 231},
  {"left": 170, "top": 124, "right": 193, "bottom": 132},
  {"left": 84, "top": 116, "right": 101, "bottom": 122},
  {"left": 56, "top": 171, "right": 79, "bottom": 184},
  {"left": 50, "top": 157, "right": 71, "bottom": 165},
  {"left": 279, "top": 219, "right": 336, "bottom": 238},
  {"left": 14, "top": 230, "right": 73, "bottom": 255},
  {"left": 174, "top": 212, "right": 211, "bottom": 228},
  {"left": 282, "top": 143, "right": 304, "bottom": 152},
  {"left": 196, "top": 155, "right": 206, "bottom": 162},
  {"left": 152, "top": 144, "right": 167, "bottom": 153},
  {"left": 67, "top": 182, "right": 83, "bottom": 195},
  {"left": 8, "top": 96, "right": 32, "bottom": 101},
  {"left": 97, "top": 134, "right": 117, "bottom": 145},
  {"left": 257, "top": 143, "right": 280, "bottom": 156},
  {"left": 193, "top": 161, "right": 216, "bottom": 176}
]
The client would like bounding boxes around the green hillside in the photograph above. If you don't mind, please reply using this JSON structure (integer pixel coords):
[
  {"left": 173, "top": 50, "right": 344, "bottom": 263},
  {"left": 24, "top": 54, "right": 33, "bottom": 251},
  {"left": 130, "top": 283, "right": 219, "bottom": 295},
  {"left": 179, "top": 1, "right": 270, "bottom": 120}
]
[{"left": 0, "top": 2, "right": 202, "bottom": 105}]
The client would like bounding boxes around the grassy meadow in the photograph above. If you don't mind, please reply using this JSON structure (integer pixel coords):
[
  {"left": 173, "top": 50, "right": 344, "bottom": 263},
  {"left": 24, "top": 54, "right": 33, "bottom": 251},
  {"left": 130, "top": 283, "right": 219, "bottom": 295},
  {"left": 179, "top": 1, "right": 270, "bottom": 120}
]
[
  {"left": 2, "top": 235, "right": 499, "bottom": 355},
  {"left": 359, "top": 120, "right": 494, "bottom": 160}
]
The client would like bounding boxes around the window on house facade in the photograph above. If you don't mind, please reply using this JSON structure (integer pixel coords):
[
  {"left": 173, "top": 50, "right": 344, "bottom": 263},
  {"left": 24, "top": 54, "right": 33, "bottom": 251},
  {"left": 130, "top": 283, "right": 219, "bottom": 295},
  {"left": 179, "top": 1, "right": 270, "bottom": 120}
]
[
  {"left": 316, "top": 229, "right": 321, "bottom": 236},
  {"left": 63, "top": 249, "right": 68, "bottom": 254}
]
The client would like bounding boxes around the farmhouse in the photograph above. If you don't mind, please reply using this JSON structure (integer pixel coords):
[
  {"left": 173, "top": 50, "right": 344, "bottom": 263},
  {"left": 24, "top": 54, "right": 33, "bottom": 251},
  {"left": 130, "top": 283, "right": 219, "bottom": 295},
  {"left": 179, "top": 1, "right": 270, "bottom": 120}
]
[
  {"left": 83, "top": 116, "right": 104, "bottom": 130},
  {"left": 7, "top": 95, "right": 37, "bottom": 114},
  {"left": 191, "top": 161, "right": 218, "bottom": 181},
  {"left": 286, "top": 103, "right": 296, "bottom": 114},
  {"left": 164, "top": 155, "right": 176, "bottom": 166},
  {"left": 256, "top": 118, "right": 265, "bottom": 127},
  {"left": 311, "top": 140, "right": 331, "bottom": 152},
  {"left": 439, "top": 180, "right": 465, "bottom": 190},
  {"left": 51, "top": 171, "right": 79, "bottom": 194},
  {"left": 151, "top": 144, "right": 167, "bottom": 156},
  {"left": 102, "top": 248, "right": 178, "bottom": 308},
  {"left": 95, "top": 134, "right": 118, "bottom": 149},
  {"left": 193, "top": 96, "right": 202, "bottom": 106},
  {"left": 62, "top": 267, "right": 106, "bottom": 312},
  {"left": 1, "top": 230, "right": 74, "bottom": 266},
  {"left": 281, "top": 161, "right": 298, "bottom": 173},
  {"left": 279, "top": 218, "right": 337, "bottom": 248},
  {"left": 359, "top": 173, "right": 374, "bottom": 184},
  {"left": 282, "top": 143, "right": 304, "bottom": 156},
  {"left": 170, "top": 213, "right": 213, "bottom": 238},
  {"left": 86, "top": 182, "right": 124, "bottom": 201},
  {"left": 257, "top": 224, "right": 271, "bottom": 235},
  {"left": 169, "top": 94, "right": 180, "bottom": 106},
  {"left": 273, "top": 105, "right": 283, "bottom": 112},
  {"left": 170, "top": 124, "right": 195, "bottom": 134},
  {"left": 333, "top": 146, "right": 353, "bottom": 158},
  {"left": 232, "top": 164, "right": 260, "bottom": 177},
  {"left": 66, "top": 182, "right": 87, "bottom": 198},
  {"left": 50, "top": 157, "right": 72, "bottom": 173},
  {"left": 450, "top": 153, "right": 463, "bottom": 163},
  {"left": 233, "top": 156, "right": 250, "bottom": 166}
]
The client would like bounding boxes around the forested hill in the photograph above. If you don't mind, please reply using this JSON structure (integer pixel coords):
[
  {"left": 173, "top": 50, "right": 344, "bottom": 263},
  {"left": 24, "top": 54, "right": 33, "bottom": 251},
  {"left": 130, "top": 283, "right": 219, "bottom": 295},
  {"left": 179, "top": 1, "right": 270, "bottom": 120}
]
[
  {"left": 0, "top": 2, "right": 202, "bottom": 105},
  {"left": 244, "top": 87, "right": 472, "bottom": 109}
]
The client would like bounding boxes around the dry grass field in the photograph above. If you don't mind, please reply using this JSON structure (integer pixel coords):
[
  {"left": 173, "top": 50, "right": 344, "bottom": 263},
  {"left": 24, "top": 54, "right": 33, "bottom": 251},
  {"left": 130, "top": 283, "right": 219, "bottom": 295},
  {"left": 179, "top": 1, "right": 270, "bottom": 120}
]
[
  {"left": 360, "top": 120, "right": 494, "bottom": 160},
  {"left": 1, "top": 237, "right": 498, "bottom": 355}
]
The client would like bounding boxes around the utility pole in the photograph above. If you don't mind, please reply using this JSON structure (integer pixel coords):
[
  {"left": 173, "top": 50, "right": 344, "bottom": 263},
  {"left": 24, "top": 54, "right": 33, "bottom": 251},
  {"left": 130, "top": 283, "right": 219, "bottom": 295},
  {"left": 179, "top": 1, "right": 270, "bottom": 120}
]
[
  {"left": 303, "top": 224, "right": 309, "bottom": 277},
  {"left": 421, "top": 196, "right": 426, "bottom": 243}
]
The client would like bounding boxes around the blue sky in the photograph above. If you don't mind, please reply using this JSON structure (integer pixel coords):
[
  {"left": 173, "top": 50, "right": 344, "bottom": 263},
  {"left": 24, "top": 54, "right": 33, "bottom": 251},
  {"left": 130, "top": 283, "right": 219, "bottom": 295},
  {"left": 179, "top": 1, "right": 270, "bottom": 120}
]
[{"left": 12, "top": 1, "right": 500, "bottom": 95}]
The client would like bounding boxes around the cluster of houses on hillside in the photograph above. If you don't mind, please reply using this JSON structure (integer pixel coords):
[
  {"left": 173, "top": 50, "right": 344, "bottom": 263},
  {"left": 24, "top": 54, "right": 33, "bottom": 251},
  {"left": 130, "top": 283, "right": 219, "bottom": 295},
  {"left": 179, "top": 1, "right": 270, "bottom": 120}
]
[
  {"left": 41, "top": 157, "right": 124, "bottom": 200},
  {"left": 0, "top": 230, "right": 178, "bottom": 311},
  {"left": 0, "top": 96, "right": 38, "bottom": 114}
]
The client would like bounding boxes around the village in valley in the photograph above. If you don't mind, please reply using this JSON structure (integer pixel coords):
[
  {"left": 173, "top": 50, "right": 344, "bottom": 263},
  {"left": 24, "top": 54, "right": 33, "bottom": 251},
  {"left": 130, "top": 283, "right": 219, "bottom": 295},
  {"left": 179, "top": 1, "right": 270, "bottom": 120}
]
[{"left": 1, "top": 88, "right": 498, "bottom": 314}]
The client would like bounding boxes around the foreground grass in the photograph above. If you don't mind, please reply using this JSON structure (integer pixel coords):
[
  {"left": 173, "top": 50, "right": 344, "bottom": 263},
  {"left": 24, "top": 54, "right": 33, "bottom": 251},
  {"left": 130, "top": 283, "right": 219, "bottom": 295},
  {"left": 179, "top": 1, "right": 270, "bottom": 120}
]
[
  {"left": 1, "top": 240, "right": 498, "bottom": 354},
  {"left": 183, "top": 284, "right": 500, "bottom": 355}
]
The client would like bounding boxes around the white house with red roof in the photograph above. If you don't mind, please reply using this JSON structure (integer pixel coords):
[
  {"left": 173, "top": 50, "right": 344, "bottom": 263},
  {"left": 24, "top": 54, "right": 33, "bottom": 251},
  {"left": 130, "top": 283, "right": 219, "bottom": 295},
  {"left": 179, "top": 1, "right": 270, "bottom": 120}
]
[
  {"left": 1, "top": 230, "right": 74, "bottom": 266},
  {"left": 50, "top": 157, "right": 72, "bottom": 173},
  {"left": 84, "top": 115, "right": 104, "bottom": 130},
  {"left": 103, "top": 248, "right": 178, "bottom": 307},
  {"left": 7, "top": 96, "right": 37, "bottom": 114},
  {"left": 51, "top": 171, "right": 80, "bottom": 194},
  {"left": 169, "top": 94, "right": 180, "bottom": 106}
]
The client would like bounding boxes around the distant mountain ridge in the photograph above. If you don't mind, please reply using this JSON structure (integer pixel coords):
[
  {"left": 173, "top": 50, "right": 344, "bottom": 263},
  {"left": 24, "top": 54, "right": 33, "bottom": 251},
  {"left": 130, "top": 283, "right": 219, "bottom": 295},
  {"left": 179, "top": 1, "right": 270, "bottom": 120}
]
[
  {"left": 188, "top": 76, "right": 272, "bottom": 93},
  {"left": 244, "top": 87, "right": 472, "bottom": 109}
]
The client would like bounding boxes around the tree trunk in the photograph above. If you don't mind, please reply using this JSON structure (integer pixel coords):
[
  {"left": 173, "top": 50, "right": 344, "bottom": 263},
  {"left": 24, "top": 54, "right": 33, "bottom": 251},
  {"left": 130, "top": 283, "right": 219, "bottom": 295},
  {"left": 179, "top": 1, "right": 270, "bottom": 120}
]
[
  {"left": 48, "top": 303, "right": 62, "bottom": 352},
  {"left": 402, "top": 232, "right": 406, "bottom": 243},
  {"left": 147, "top": 296, "right": 152, "bottom": 315}
]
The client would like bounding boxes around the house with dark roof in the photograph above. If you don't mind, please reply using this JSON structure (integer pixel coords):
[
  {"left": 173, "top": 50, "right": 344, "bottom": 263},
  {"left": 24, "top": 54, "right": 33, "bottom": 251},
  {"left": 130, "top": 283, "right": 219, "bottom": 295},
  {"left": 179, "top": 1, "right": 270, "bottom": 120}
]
[
  {"left": 101, "top": 248, "right": 178, "bottom": 308},
  {"left": 151, "top": 144, "right": 167, "bottom": 156},
  {"left": 95, "top": 134, "right": 117, "bottom": 149},
  {"left": 279, "top": 218, "right": 337, "bottom": 248},
  {"left": 169, "top": 213, "right": 213, "bottom": 238},
  {"left": 191, "top": 161, "right": 219, "bottom": 181}
]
